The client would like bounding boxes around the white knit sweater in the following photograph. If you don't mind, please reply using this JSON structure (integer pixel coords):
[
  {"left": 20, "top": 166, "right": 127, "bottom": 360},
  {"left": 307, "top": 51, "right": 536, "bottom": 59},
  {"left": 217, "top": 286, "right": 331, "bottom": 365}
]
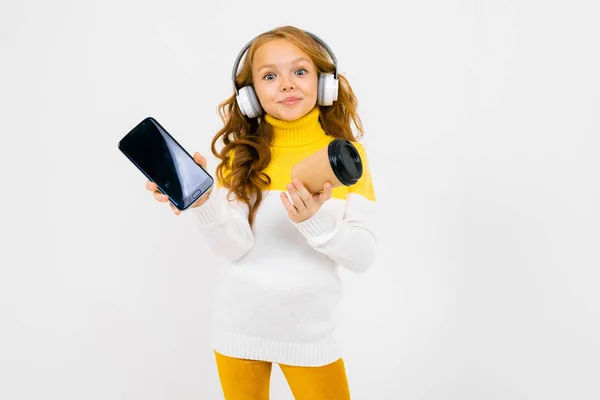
[{"left": 188, "top": 108, "right": 377, "bottom": 367}]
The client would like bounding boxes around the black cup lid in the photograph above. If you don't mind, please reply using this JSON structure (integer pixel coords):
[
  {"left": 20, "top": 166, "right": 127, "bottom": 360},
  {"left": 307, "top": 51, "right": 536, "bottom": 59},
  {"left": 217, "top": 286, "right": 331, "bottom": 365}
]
[{"left": 327, "top": 138, "right": 363, "bottom": 186}]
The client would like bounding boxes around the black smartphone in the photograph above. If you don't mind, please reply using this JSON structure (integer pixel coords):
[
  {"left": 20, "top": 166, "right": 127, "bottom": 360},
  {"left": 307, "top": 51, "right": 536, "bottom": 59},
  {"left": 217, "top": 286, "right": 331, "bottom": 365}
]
[{"left": 118, "top": 117, "right": 214, "bottom": 211}]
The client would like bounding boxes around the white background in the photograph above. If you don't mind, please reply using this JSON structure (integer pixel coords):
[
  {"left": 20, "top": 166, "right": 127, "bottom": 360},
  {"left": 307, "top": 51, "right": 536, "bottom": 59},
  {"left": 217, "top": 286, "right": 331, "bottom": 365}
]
[{"left": 1, "top": 0, "right": 599, "bottom": 399}]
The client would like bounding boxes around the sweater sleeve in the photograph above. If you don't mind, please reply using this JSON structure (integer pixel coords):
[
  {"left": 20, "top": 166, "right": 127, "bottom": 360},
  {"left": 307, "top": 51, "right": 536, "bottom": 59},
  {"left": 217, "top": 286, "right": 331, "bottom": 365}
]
[
  {"left": 188, "top": 182, "right": 255, "bottom": 262},
  {"left": 292, "top": 142, "right": 378, "bottom": 273}
]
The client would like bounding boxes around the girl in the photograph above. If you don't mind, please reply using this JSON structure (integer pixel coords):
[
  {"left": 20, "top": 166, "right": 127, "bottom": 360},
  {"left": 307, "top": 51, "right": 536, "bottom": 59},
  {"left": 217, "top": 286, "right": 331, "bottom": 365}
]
[{"left": 145, "top": 25, "right": 376, "bottom": 400}]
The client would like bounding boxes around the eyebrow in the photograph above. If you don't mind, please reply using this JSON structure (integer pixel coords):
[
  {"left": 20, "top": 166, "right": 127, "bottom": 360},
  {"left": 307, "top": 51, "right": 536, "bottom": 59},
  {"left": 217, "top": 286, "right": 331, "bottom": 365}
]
[{"left": 256, "top": 57, "right": 312, "bottom": 72}]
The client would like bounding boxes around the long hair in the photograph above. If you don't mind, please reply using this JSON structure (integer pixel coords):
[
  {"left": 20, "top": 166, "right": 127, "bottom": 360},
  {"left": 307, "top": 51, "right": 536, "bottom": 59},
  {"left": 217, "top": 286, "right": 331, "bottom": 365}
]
[{"left": 211, "top": 25, "right": 364, "bottom": 228}]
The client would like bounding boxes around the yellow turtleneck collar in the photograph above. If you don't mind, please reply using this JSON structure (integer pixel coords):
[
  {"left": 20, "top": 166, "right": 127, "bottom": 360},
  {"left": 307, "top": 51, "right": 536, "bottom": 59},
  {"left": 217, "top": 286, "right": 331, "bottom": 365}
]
[{"left": 264, "top": 106, "right": 327, "bottom": 147}]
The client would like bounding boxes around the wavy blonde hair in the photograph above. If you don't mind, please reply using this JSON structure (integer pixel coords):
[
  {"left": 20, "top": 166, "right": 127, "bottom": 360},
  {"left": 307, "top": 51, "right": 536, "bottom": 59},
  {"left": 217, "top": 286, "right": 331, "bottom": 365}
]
[{"left": 211, "top": 25, "right": 364, "bottom": 228}]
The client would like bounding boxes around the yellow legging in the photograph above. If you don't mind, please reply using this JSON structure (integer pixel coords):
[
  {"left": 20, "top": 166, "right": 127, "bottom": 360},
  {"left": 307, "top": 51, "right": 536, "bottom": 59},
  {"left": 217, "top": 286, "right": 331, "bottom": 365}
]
[{"left": 214, "top": 350, "right": 351, "bottom": 400}]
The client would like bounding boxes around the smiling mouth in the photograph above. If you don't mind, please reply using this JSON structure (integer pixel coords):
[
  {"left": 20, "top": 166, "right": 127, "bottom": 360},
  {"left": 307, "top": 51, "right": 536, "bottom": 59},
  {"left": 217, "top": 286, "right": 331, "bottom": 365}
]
[{"left": 280, "top": 97, "right": 302, "bottom": 105}]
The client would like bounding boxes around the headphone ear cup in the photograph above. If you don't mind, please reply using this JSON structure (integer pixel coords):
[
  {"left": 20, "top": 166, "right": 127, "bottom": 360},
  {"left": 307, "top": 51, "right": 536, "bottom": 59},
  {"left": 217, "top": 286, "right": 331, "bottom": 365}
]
[
  {"left": 236, "top": 86, "right": 262, "bottom": 118},
  {"left": 318, "top": 73, "right": 339, "bottom": 106}
]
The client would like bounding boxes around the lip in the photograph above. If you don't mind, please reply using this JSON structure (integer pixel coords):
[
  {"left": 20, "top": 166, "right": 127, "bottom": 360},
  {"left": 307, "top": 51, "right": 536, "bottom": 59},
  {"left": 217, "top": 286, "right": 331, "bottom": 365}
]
[{"left": 280, "top": 97, "right": 302, "bottom": 105}]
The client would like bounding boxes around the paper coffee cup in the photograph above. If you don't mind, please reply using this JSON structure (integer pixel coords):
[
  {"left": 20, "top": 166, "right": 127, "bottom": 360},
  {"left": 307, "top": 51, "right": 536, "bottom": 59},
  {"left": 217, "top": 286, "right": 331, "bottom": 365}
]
[{"left": 290, "top": 138, "right": 363, "bottom": 193}]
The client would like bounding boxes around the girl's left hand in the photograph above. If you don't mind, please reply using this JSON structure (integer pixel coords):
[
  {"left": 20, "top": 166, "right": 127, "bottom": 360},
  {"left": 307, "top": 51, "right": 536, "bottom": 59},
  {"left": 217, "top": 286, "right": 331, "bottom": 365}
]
[{"left": 280, "top": 179, "right": 332, "bottom": 223}]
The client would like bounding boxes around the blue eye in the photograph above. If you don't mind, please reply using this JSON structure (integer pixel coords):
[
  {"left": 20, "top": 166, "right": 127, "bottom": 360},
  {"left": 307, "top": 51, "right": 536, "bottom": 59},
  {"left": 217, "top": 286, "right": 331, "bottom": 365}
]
[
  {"left": 263, "top": 73, "right": 276, "bottom": 80},
  {"left": 295, "top": 69, "right": 307, "bottom": 76}
]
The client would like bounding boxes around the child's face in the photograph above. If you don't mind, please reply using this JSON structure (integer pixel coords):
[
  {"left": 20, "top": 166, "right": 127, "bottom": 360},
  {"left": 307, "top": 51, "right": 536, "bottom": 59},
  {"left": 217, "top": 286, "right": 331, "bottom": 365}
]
[{"left": 252, "top": 39, "right": 318, "bottom": 121}]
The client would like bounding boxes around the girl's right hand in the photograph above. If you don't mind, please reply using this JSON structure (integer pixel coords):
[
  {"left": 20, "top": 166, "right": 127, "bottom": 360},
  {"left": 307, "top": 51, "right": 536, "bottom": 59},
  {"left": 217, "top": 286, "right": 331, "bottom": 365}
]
[{"left": 145, "top": 152, "right": 213, "bottom": 216}]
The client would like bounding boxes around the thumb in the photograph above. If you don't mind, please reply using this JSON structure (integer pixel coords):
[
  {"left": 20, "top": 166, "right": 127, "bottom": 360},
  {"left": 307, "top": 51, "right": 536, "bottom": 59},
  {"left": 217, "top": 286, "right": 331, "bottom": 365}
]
[
  {"left": 318, "top": 182, "right": 333, "bottom": 203},
  {"left": 193, "top": 152, "right": 207, "bottom": 169}
]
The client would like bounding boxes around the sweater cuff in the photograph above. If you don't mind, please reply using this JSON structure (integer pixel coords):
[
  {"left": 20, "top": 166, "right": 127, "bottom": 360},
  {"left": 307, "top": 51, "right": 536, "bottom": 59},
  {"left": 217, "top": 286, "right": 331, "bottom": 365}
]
[
  {"left": 190, "top": 193, "right": 222, "bottom": 226},
  {"left": 293, "top": 206, "right": 338, "bottom": 241}
]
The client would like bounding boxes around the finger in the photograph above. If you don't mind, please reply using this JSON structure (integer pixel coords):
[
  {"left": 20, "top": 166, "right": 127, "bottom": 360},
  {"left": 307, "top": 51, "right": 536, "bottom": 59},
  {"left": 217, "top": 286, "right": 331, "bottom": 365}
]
[
  {"left": 169, "top": 203, "right": 181, "bottom": 216},
  {"left": 193, "top": 152, "right": 207, "bottom": 168},
  {"left": 287, "top": 183, "right": 306, "bottom": 211},
  {"left": 318, "top": 182, "right": 333, "bottom": 203},
  {"left": 280, "top": 191, "right": 298, "bottom": 215},
  {"left": 146, "top": 180, "right": 157, "bottom": 192},
  {"left": 291, "top": 179, "right": 312, "bottom": 206},
  {"left": 153, "top": 190, "right": 169, "bottom": 203}
]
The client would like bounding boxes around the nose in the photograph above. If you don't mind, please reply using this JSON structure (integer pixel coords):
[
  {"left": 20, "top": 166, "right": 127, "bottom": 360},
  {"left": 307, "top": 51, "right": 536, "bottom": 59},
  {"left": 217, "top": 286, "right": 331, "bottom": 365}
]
[{"left": 280, "top": 76, "right": 295, "bottom": 92}]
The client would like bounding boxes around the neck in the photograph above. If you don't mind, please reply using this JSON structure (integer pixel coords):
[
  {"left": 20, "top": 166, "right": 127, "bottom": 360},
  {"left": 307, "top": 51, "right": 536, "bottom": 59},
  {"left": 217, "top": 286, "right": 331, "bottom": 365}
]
[{"left": 265, "top": 107, "right": 326, "bottom": 147}]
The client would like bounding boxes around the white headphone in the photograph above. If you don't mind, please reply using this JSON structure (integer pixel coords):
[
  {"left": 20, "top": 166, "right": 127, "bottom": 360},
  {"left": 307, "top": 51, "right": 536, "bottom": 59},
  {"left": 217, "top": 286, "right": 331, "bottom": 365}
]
[{"left": 232, "top": 30, "right": 339, "bottom": 119}]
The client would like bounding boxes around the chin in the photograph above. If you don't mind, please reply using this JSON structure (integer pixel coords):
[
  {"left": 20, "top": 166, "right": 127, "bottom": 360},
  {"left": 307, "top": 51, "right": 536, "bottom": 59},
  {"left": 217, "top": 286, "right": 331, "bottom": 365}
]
[{"left": 272, "top": 106, "right": 313, "bottom": 121}]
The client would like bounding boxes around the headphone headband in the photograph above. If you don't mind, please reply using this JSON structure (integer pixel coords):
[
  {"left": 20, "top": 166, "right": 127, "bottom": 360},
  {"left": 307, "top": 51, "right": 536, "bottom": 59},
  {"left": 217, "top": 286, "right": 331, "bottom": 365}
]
[{"left": 231, "top": 30, "right": 338, "bottom": 94}]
